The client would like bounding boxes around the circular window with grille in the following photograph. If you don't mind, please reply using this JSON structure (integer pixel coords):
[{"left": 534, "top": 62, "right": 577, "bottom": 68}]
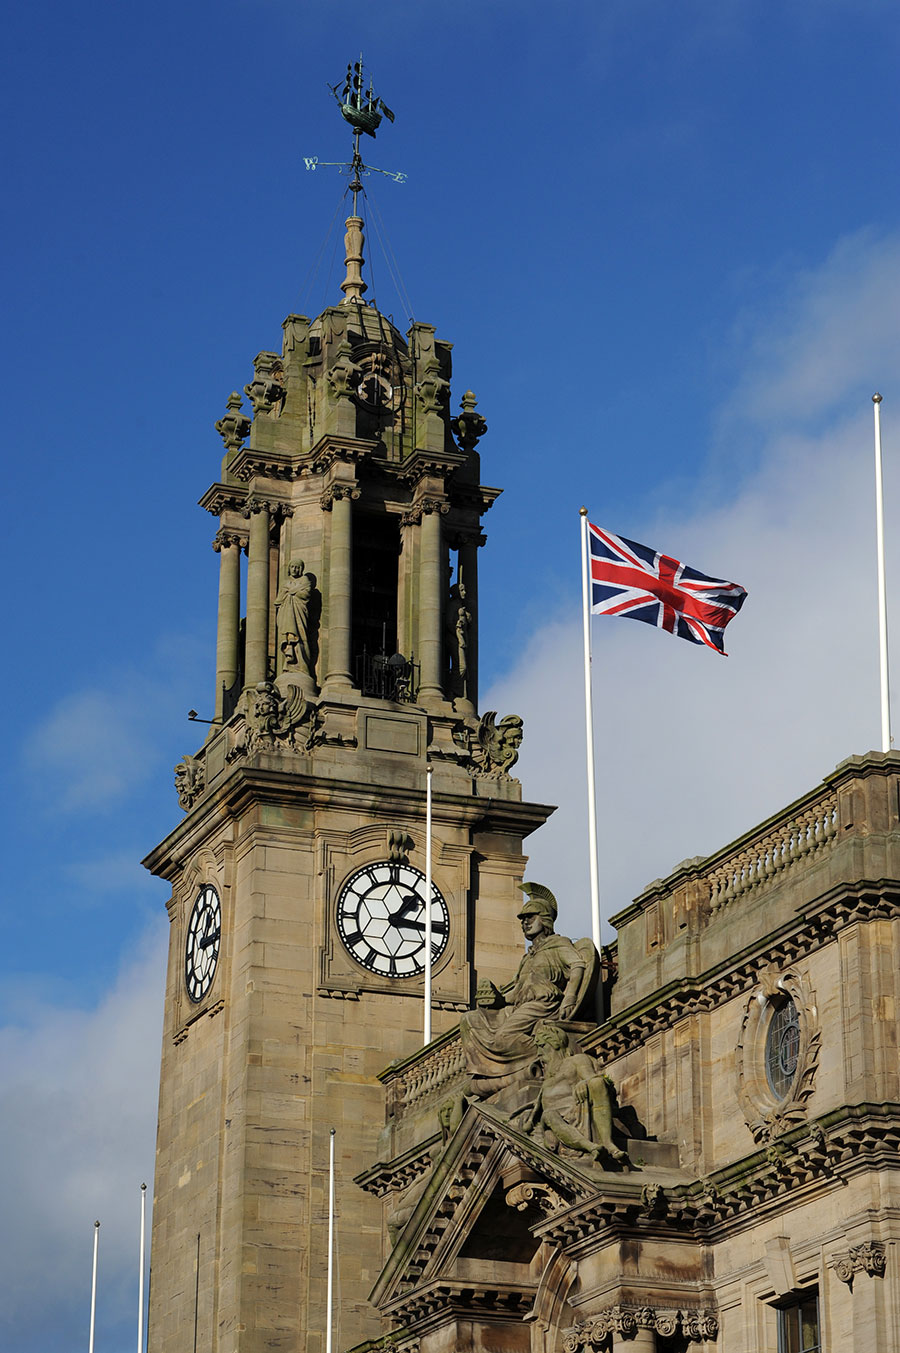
[{"left": 765, "top": 998, "right": 801, "bottom": 1099}]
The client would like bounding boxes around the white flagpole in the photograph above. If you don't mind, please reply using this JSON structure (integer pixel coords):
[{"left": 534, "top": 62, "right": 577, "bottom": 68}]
[
  {"left": 873, "top": 393, "right": 893, "bottom": 753},
  {"left": 89, "top": 1219, "right": 100, "bottom": 1353},
  {"left": 424, "top": 763, "right": 433, "bottom": 1045},
  {"left": 137, "top": 1183, "right": 147, "bottom": 1353},
  {"left": 580, "top": 509, "right": 602, "bottom": 962},
  {"left": 326, "top": 1128, "right": 336, "bottom": 1353}
]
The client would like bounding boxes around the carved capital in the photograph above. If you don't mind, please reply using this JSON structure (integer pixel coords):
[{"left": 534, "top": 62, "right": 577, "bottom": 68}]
[
  {"left": 401, "top": 497, "right": 451, "bottom": 527},
  {"left": 504, "top": 1181, "right": 565, "bottom": 1214},
  {"left": 565, "top": 1306, "right": 718, "bottom": 1347},
  {"left": 214, "top": 391, "right": 251, "bottom": 450},
  {"left": 831, "top": 1241, "right": 886, "bottom": 1284},
  {"left": 244, "top": 496, "right": 292, "bottom": 520},
  {"left": 447, "top": 528, "right": 487, "bottom": 550},
  {"left": 320, "top": 484, "right": 360, "bottom": 510},
  {"left": 212, "top": 529, "right": 248, "bottom": 554}
]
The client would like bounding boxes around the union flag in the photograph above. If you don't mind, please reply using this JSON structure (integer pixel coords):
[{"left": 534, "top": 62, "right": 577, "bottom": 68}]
[{"left": 588, "top": 522, "right": 747, "bottom": 656}]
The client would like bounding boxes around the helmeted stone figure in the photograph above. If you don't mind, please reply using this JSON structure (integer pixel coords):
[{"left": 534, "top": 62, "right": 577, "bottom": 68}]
[{"left": 460, "top": 882, "right": 594, "bottom": 1095}]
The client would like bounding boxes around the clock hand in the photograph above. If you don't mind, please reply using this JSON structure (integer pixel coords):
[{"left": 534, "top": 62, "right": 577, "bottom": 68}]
[
  {"left": 199, "top": 926, "right": 220, "bottom": 950},
  {"left": 386, "top": 894, "right": 421, "bottom": 926}
]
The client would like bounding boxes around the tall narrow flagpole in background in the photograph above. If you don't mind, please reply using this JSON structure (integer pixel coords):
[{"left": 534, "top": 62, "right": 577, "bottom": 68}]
[
  {"left": 873, "top": 393, "right": 892, "bottom": 753},
  {"left": 137, "top": 1183, "right": 147, "bottom": 1353},
  {"left": 579, "top": 509, "right": 602, "bottom": 958},
  {"left": 424, "top": 763, "right": 433, "bottom": 1045},
  {"left": 89, "top": 1219, "right": 100, "bottom": 1353},
  {"left": 326, "top": 1128, "right": 336, "bottom": 1353}
]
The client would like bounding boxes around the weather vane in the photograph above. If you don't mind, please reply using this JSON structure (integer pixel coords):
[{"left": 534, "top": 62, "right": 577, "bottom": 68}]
[{"left": 304, "top": 56, "right": 406, "bottom": 214}]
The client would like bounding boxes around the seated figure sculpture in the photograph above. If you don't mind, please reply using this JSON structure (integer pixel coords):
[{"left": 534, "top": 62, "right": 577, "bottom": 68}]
[
  {"left": 517, "top": 1023, "right": 628, "bottom": 1167},
  {"left": 460, "top": 883, "right": 595, "bottom": 1097}
]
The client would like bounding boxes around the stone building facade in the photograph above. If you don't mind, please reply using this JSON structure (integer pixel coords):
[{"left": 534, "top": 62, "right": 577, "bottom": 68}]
[{"left": 144, "top": 210, "right": 900, "bottom": 1353}]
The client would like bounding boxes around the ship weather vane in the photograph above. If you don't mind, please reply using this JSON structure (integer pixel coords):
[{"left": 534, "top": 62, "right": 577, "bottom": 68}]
[{"left": 304, "top": 56, "right": 406, "bottom": 212}]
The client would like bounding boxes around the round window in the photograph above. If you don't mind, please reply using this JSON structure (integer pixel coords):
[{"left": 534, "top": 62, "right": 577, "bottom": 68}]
[{"left": 765, "top": 998, "right": 801, "bottom": 1099}]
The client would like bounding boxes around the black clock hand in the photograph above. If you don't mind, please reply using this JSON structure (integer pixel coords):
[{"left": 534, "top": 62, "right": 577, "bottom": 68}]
[
  {"left": 386, "top": 894, "right": 421, "bottom": 926},
  {"left": 199, "top": 925, "right": 220, "bottom": 949}
]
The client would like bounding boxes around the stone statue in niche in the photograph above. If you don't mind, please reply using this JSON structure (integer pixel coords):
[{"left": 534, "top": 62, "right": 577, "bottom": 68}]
[
  {"left": 445, "top": 581, "right": 471, "bottom": 701},
  {"left": 515, "top": 1024, "right": 628, "bottom": 1167},
  {"left": 275, "top": 559, "right": 314, "bottom": 679},
  {"left": 460, "top": 883, "right": 596, "bottom": 1097}
]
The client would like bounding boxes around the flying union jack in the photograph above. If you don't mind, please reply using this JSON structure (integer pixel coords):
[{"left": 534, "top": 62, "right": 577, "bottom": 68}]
[{"left": 588, "top": 522, "right": 747, "bottom": 656}]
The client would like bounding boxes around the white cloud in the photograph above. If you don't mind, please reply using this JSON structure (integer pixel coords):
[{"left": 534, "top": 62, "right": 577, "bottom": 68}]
[
  {"left": 0, "top": 923, "right": 166, "bottom": 1350},
  {"left": 487, "top": 230, "right": 900, "bottom": 941}
]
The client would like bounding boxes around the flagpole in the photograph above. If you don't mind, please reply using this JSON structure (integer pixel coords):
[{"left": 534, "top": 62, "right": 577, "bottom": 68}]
[
  {"left": 326, "top": 1128, "right": 336, "bottom": 1353},
  {"left": 89, "top": 1219, "right": 100, "bottom": 1353},
  {"left": 424, "top": 763, "right": 433, "bottom": 1045},
  {"left": 579, "top": 509, "right": 603, "bottom": 965},
  {"left": 873, "top": 393, "right": 892, "bottom": 753},
  {"left": 137, "top": 1183, "right": 147, "bottom": 1353}
]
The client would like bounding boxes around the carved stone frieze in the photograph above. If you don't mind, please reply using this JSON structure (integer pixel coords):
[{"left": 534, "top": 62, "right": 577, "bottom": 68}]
[
  {"left": 214, "top": 391, "right": 251, "bottom": 450},
  {"left": 174, "top": 754, "right": 205, "bottom": 811},
  {"left": 564, "top": 1305, "right": 718, "bottom": 1347},
  {"left": 736, "top": 965, "right": 821, "bottom": 1143},
  {"left": 244, "top": 352, "right": 286, "bottom": 416},
  {"left": 830, "top": 1241, "right": 886, "bottom": 1284}
]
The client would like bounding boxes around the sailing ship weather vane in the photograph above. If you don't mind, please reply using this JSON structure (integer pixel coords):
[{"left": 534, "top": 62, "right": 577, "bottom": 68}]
[{"left": 304, "top": 56, "right": 406, "bottom": 213}]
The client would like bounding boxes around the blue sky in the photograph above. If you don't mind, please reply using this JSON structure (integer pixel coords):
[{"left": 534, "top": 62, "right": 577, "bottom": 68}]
[{"left": 4, "top": 1, "right": 900, "bottom": 1348}]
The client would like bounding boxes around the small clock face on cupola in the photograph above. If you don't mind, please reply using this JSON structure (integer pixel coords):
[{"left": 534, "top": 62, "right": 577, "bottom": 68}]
[
  {"left": 185, "top": 884, "right": 221, "bottom": 1003},
  {"left": 336, "top": 863, "right": 449, "bottom": 978}
]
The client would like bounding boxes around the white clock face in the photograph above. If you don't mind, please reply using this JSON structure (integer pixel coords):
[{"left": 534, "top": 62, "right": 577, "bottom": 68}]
[
  {"left": 336, "top": 863, "right": 449, "bottom": 978},
  {"left": 185, "top": 884, "right": 221, "bottom": 1003}
]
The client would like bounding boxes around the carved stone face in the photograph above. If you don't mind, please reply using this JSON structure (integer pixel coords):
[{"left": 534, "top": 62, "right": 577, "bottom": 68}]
[{"left": 520, "top": 911, "right": 550, "bottom": 942}]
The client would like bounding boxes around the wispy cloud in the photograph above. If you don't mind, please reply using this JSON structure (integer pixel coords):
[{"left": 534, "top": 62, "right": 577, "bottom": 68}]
[
  {"left": 0, "top": 922, "right": 165, "bottom": 1349},
  {"left": 487, "top": 228, "right": 900, "bottom": 938}
]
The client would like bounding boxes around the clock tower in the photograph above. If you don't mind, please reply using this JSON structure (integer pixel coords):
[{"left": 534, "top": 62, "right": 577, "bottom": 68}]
[{"left": 143, "top": 75, "right": 552, "bottom": 1353}]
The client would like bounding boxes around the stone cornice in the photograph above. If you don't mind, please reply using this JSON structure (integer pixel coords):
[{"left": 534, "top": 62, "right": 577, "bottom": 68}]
[
  {"left": 198, "top": 482, "right": 249, "bottom": 516},
  {"left": 396, "top": 446, "right": 467, "bottom": 485},
  {"left": 593, "top": 878, "right": 900, "bottom": 1061},
  {"left": 142, "top": 764, "right": 554, "bottom": 883}
]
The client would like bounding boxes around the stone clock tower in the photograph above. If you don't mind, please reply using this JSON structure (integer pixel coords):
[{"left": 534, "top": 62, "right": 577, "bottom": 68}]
[{"left": 142, "top": 190, "right": 552, "bottom": 1348}]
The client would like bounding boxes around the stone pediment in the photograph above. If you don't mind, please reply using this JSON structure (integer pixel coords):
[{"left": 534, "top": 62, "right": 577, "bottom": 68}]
[{"left": 370, "top": 1100, "right": 615, "bottom": 1318}]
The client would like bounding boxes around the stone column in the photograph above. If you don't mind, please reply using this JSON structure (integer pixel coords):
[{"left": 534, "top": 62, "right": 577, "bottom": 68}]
[
  {"left": 213, "top": 531, "right": 243, "bottom": 720},
  {"left": 245, "top": 499, "right": 271, "bottom": 687},
  {"left": 324, "top": 486, "right": 355, "bottom": 690},
  {"left": 456, "top": 531, "right": 484, "bottom": 713},
  {"left": 611, "top": 1328, "right": 654, "bottom": 1353},
  {"left": 418, "top": 500, "right": 447, "bottom": 703}
]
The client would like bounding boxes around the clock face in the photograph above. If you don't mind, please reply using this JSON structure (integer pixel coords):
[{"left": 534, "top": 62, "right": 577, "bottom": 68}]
[
  {"left": 185, "top": 884, "right": 221, "bottom": 1003},
  {"left": 336, "top": 862, "right": 450, "bottom": 978}
]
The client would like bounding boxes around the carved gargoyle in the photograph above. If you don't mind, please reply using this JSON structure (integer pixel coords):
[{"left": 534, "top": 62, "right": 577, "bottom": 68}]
[
  {"left": 174, "top": 754, "right": 205, "bottom": 811},
  {"left": 470, "top": 710, "right": 523, "bottom": 779}
]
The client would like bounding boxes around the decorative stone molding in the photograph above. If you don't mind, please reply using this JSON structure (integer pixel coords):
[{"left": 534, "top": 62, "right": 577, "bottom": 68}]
[
  {"left": 244, "top": 351, "right": 285, "bottom": 416},
  {"left": 388, "top": 829, "right": 413, "bottom": 866},
  {"left": 214, "top": 391, "right": 251, "bottom": 450},
  {"left": 830, "top": 1241, "right": 886, "bottom": 1285},
  {"left": 640, "top": 1182, "right": 665, "bottom": 1214},
  {"left": 212, "top": 529, "right": 248, "bottom": 554},
  {"left": 320, "top": 484, "right": 361, "bottom": 510},
  {"left": 564, "top": 1305, "right": 718, "bottom": 1346},
  {"left": 174, "top": 753, "right": 205, "bottom": 811},
  {"left": 736, "top": 965, "right": 820, "bottom": 1143},
  {"left": 505, "top": 1181, "right": 566, "bottom": 1214}
]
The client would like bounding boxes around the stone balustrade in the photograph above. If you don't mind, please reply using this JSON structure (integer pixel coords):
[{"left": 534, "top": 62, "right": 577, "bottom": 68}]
[{"left": 707, "top": 790, "right": 838, "bottom": 914}]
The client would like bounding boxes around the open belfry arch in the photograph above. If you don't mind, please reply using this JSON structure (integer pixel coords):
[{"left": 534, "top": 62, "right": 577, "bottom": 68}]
[{"left": 145, "top": 60, "right": 900, "bottom": 1353}]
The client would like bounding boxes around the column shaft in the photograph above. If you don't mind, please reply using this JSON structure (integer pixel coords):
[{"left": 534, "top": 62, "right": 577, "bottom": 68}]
[
  {"left": 325, "top": 492, "right": 353, "bottom": 688},
  {"left": 612, "top": 1330, "right": 655, "bottom": 1353},
  {"left": 457, "top": 537, "right": 480, "bottom": 712},
  {"left": 214, "top": 539, "right": 241, "bottom": 719},
  {"left": 418, "top": 506, "right": 444, "bottom": 701},
  {"left": 245, "top": 505, "right": 271, "bottom": 687}
]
